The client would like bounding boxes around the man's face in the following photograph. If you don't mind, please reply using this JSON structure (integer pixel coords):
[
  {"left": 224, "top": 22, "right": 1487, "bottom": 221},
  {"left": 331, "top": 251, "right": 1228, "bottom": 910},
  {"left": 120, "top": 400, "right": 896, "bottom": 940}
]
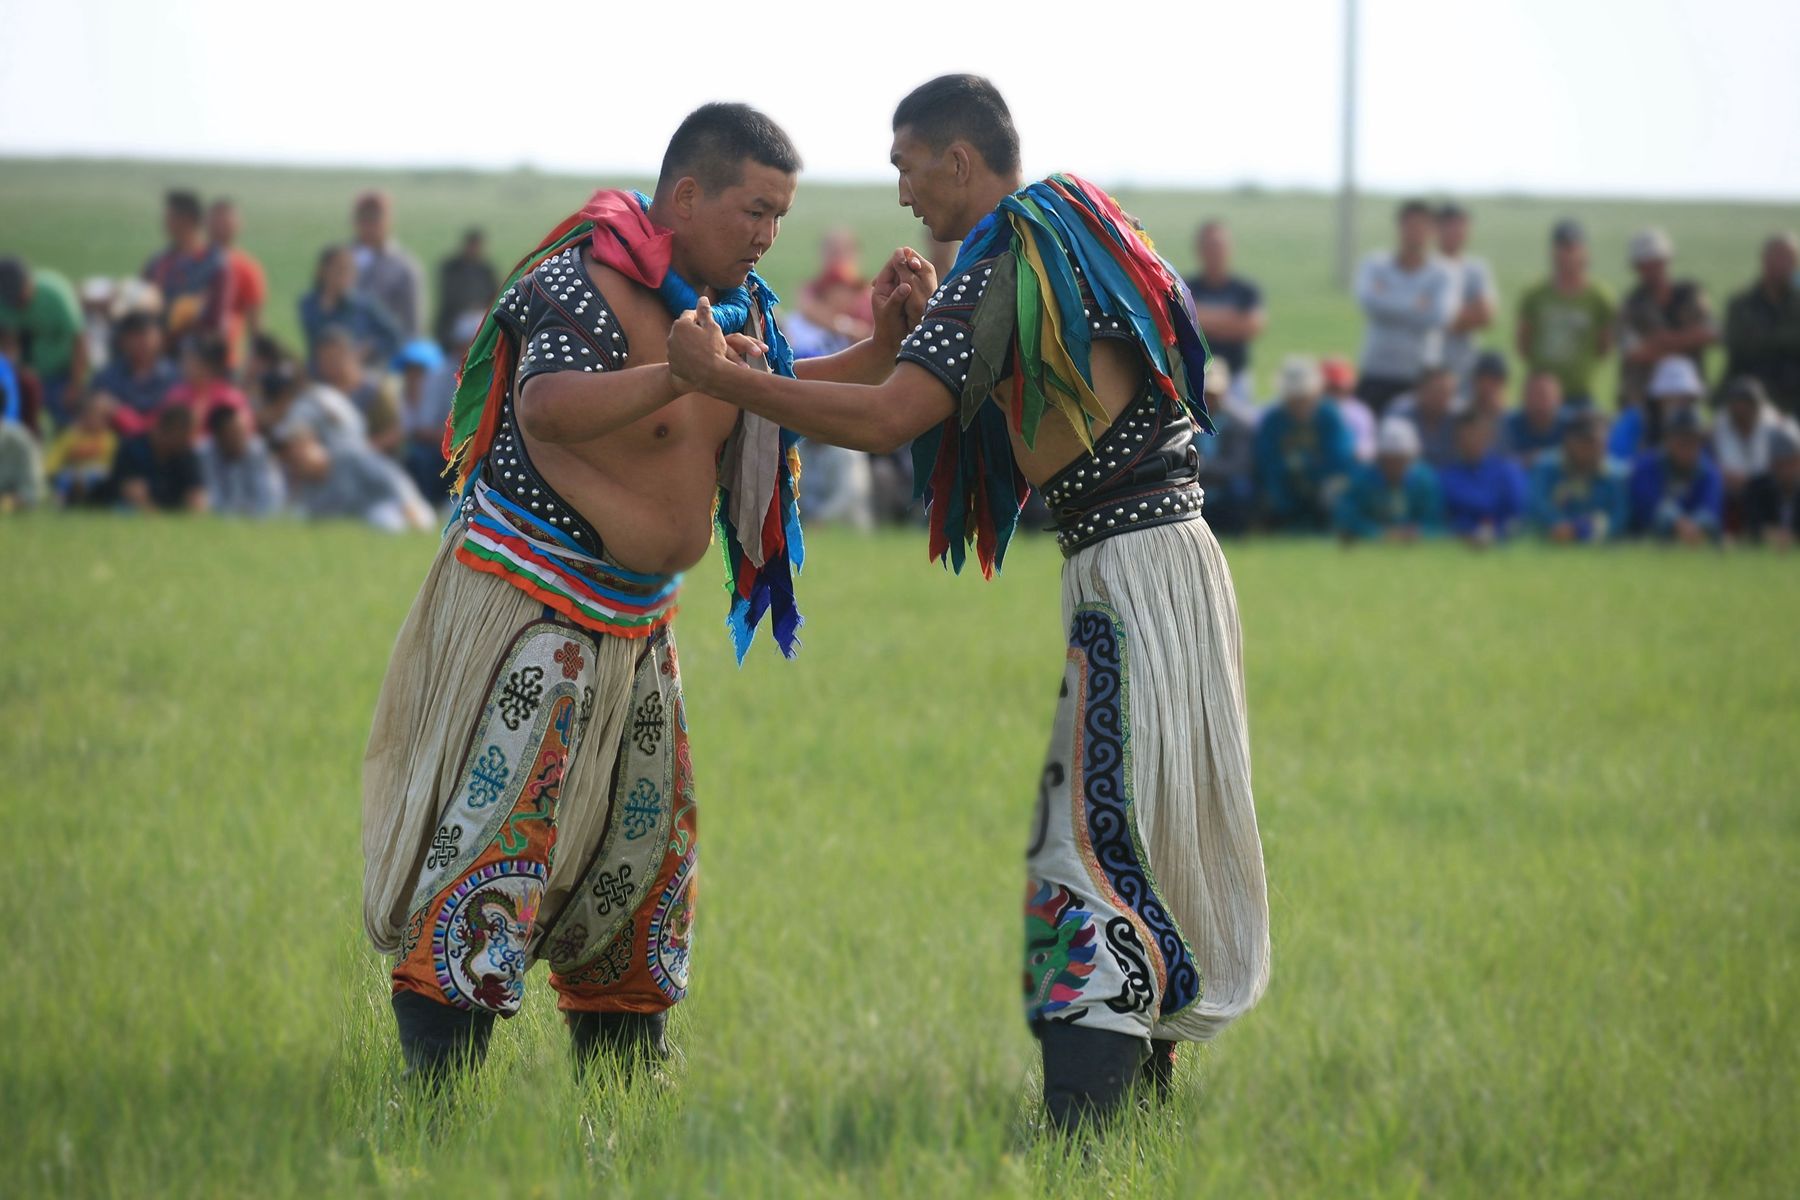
[
  {"left": 322, "top": 249, "right": 356, "bottom": 294},
  {"left": 165, "top": 207, "right": 198, "bottom": 245},
  {"left": 1418, "top": 372, "right": 1455, "bottom": 415},
  {"left": 1437, "top": 214, "right": 1469, "bottom": 255},
  {"left": 1377, "top": 451, "right": 1411, "bottom": 486},
  {"left": 1668, "top": 431, "right": 1702, "bottom": 471},
  {"left": 122, "top": 324, "right": 161, "bottom": 366},
  {"left": 354, "top": 203, "right": 390, "bottom": 245},
  {"left": 208, "top": 204, "right": 240, "bottom": 246},
  {"left": 1524, "top": 374, "right": 1561, "bottom": 419},
  {"left": 1634, "top": 257, "right": 1668, "bottom": 289},
  {"left": 1473, "top": 373, "right": 1507, "bottom": 414},
  {"left": 1565, "top": 431, "right": 1600, "bottom": 473},
  {"left": 680, "top": 162, "right": 796, "bottom": 292},
  {"left": 1197, "top": 225, "right": 1230, "bottom": 275},
  {"left": 1554, "top": 240, "right": 1587, "bottom": 276},
  {"left": 891, "top": 127, "right": 968, "bottom": 242},
  {"left": 1398, "top": 212, "right": 1432, "bottom": 254},
  {"left": 316, "top": 339, "right": 357, "bottom": 389},
  {"left": 1765, "top": 239, "right": 1798, "bottom": 285},
  {"left": 1456, "top": 419, "right": 1493, "bottom": 462}
]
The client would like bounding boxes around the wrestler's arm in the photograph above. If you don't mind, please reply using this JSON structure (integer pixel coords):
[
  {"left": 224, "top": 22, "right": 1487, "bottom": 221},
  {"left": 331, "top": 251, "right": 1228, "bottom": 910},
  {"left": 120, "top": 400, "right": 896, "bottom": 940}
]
[
  {"left": 793, "top": 247, "right": 938, "bottom": 386},
  {"left": 517, "top": 337, "right": 761, "bottom": 445}
]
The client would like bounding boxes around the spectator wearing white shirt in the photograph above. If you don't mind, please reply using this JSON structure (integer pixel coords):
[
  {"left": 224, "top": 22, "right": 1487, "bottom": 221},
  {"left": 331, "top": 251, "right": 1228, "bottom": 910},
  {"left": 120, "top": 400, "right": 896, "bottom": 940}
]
[
  {"left": 1436, "top": 203, "right": 1498, "bottom": 391},
  {"left": 1355, "top": 200, "right": 1457, "bottom": 415},
  {"left": 1712, "top": 376, "right": 1796, "bottom": 527}
]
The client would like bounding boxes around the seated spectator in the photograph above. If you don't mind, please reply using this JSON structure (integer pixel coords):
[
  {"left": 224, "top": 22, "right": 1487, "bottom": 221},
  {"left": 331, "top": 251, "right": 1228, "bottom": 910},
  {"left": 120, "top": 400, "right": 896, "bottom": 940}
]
[
  {"left": 1529, "top": 412, "right": 1627, "bottom": 543},
  {"left": 300, "top": 244, "right": 402, "bottom": 370},
  {"left": 1354, "top": 199, "right": 1455, "bottom": 414},
  {"left": 91, "top": 312, "right": 179, "bottom": 436},
  {"left": 785, "top": 261, "right": 873, "bottom": 359},
  {"left": 44, "top": 393, "right": 120, "bottom": 505},
  {"left": 1618, "top": 228, "right": 1714, "bottom": 409},
  {"left": 0, "top": 327, "right": 43, "bottom": 437},
  {"left": 274, "top": 423, "right": 431, "bottom": 532},
  {"left": 1186, "top": 220, "right": 1266, "bottom": 406},
  {"left": 1609, "top": 355, "right": 1703, "bottom": 461},
  {"left": 1502, "top": 371, "right": 1568, "bottom": 461},
  {"left": 393, "top": 338, "right": 452, "bottom": 503},
  {"left": 1742, "top": 425, "right": 1800, "bottom": 548},
  {"left": 1437, "top": 411, "right": 1529, "bottom": 545},
  {"left": 1195, "top": 360, "right": 1256, "bottom": 537},
  {"left": 1254, "top": 355, "right": 1354, "bottom": 531},
  {"left": 1469, "top": 350, "right": 1510, "bottom": 420},
  {"left": 315, "top": 326, "right": 399, "bottom": 451},
  {"left": 1332, "top": 416, "right": 1443, "bottom": 543},
  {"left": 434, "top": 227, "right": 499, "bottom": 351},
  {"left": 1387, "top": 366, "right": 1460, "bottom": 468},
  {"left": 1723, "top": 233, "right": 1800, "bottom": 418},
  {"left": 1516, "top": 220, "right": 1614, "bottom": 409},
  {"left": 111, "top": 403, "right": 206, "bottom": 513},
  {"left": 1321, "top": 357, "right": 1375, "bottom": 461},
  {"left": 0, "top": 255, "right": 87, "bottom": 427},
  {"left": 1712, "top": 376, "right": 1792, "bottom": 527},
  {"left": 1627, "top": 409, "right": 1723, "bottom": 544},
  {"left": 0, "top": 408, "right": 45, "bottom": 513},
  {"left": 256, "top": 351, "right": 367, "bottom": 450},
  {"left": 141, "top": 189, "right": 227, "bottom": 346},
  {"left": 199, "top": 403, "right": 284, "bottom": 517},
  {"left": 161, "top": 332, "right": 252, "bottom": 439}
]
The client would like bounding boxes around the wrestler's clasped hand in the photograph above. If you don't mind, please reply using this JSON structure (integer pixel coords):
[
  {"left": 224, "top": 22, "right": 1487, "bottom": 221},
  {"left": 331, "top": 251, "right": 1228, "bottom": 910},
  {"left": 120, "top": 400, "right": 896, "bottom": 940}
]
[
  {"left": 872, "top": 247, "right": 938, "bottom": 346},
  {"left": 667, "top": 297, "right": 766, "bottom": 394}
]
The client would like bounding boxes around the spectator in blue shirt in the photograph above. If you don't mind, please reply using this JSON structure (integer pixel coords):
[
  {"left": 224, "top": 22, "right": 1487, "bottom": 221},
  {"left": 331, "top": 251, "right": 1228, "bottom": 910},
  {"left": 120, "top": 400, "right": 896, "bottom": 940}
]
[
  {"left": 1503, "top": 371, "right": 1568, "bottom": 462},
  {"left": 299, "top": 244, "right": 402, "bottom": 371},
  {"left": 1437, "top": 410, "right": 1530, "bottom": 545},
  {"left": 1609, "top": 355, "right": 1702, "bottom": 461},
  {"left": 1387, "top": 366, "right": 1461, "bottom": 468},
  {"left": 1628, "top": 408, "right": 1724, "bottom": 544},
  {"left": 1333, "top": 415, "right": 1444, "bottom": 543},
  {"left": 1195, "top": 360, "right": 1257, "bottom": 537},
  {"left": 1255, "top": 355, "right": 1354, "bottom": 531},
  {"left": 1530, "top": 411, "right": 1628, "bottom": 543},
  {"left": 89, "top": 312, "right": 178, "bottom": 436}
]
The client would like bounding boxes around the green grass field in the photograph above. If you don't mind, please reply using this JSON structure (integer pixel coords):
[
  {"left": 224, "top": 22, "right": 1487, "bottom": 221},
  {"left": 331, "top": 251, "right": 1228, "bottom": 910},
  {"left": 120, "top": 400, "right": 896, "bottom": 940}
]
[{"left": 3, "top": 517, "right": 1796, "bottom": 1197}]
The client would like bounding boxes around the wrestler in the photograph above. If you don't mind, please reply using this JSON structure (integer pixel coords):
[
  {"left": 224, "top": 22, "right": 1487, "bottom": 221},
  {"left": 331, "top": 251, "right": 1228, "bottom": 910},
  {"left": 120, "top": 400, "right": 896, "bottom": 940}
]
[{"left": 667, "top": 76, "right": 1270, "bottom": 1130}]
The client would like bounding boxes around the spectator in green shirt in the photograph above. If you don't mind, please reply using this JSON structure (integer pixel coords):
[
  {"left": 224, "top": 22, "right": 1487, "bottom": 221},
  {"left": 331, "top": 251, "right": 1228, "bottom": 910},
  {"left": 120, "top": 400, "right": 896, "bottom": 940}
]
[
  {"left": 0, "top": 256, "right": 87, "bottom": 428},
  {"left": 1515, "top": 220, "right": 1615, "bottom": 410}
]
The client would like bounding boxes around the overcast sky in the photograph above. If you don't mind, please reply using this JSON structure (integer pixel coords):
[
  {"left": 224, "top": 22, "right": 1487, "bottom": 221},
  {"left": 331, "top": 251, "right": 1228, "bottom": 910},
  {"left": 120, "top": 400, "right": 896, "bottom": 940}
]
[{"left": 3, "top": 0, "right": 1797, "bottom": 200}]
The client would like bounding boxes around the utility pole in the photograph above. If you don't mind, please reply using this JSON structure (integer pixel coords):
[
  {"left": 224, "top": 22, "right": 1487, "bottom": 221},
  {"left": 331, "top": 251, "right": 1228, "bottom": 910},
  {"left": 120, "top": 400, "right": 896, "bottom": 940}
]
[{"left": 1336, "top": 0, "right": 1359, "bottom": 290}]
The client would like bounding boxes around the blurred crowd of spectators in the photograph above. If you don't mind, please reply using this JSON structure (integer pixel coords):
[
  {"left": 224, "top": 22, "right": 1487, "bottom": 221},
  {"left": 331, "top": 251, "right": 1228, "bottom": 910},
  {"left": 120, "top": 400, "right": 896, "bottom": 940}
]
[{"left": 3, "top": 188, "right": 1799, "bottom": 550}]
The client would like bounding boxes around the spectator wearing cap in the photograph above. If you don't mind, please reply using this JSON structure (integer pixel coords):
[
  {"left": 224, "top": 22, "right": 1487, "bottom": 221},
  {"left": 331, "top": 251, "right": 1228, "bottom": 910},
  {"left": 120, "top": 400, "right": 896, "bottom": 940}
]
[
  {"left": 301, "top": 245, "right": 403, "bottom": 372},
  {"left": 1436, "top": 410, "right": 1530, "bottom": 545},
  {"left": 1195, "top": 359, "right": 1257, "bottom": 537},
  {"left": 434, "top": 228, "right": 499, "bottom": 352},
  {"left": 1627, "top": 408, "right": 1722, "bottom": 544},
  {"left": 1185, "top": 220, "right": 1266, "bottom": 405},
  {"left": 1502, "top": 371, "right": 1568, "bottom": 462},
  {"left": 198, "top": 402, "right": 284, "bottom": 517},
  {"left": 207, "top": 199, "right": 267, "bottom": 369},
  {"left": 350, "top": 190, "right": 426, "bottom": 339},
  {"left": 1711, "top": 376, "right": 1793, "bottom": 528},
  {"left": 142, "top": 189, "right": 229, "bottom": 346},
  {"left": 110, "top": 403, "right": 206, "bottom": 513},
  {"left": 275, "top": 422, "right": 432, "bottom": 532},
  {"left": 1254, "top": 355, "right": 1355, "bottom": 531},
  {"left": 1387, "top": 366, "right": 1461, "bottom": 468},
  {"left": 1321, "top": 357, "right": 1375, "bottom": 461},
  {"left": 1723, "top": 233, "right": 1800, "bottom": 416},
  {"left": 0, "top": 255, "right": 88, "bottom": 427},
  {"left": 43, "top": 393, "right": 119, "bottom": 506},
  {"left": 1353, "top": 199, "right": 1457, "bottom": 414},
  {"left": 88, "top": 311, "right": 178, "bottom": 433},
  {"left": 1529, "top": 412, "right": 1627, "bottom": 544},
  {"left": 1742, "top": 425, "right": 1800, "bottom": 547},
  {"left": 1618, "top": 228, "right": 1714, "bottom": 410},
  {"left": 1608, "top": 356, "right": 1704, "bottom": 462},
  {"left": 1469, "top": 351, "right": 1510, "bottom": 422},
  {"left": 158, "top": 333, "right": 253, "bottom": 442},
  {"left": 1332, "top": 416, "right": 1443, "bottom": 543},
  {"left": 393, "top": 338, "right": 452, "bottom": 502},
  {"left": 1516, "top": 220, "right": 1615, "bottom": 409},
  {"left": 1435, "top": 203, "right": 1498, "bottom": 390}
]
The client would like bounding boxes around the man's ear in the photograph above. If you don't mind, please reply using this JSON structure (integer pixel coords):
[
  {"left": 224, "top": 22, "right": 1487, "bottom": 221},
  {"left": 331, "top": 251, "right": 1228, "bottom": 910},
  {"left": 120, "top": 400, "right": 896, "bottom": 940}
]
[
  {"left": 671, "top": 176, "right": 702, "bottom": 220},
  {"left": 948, "top": 143, "right": 974, "bottom": 186}
]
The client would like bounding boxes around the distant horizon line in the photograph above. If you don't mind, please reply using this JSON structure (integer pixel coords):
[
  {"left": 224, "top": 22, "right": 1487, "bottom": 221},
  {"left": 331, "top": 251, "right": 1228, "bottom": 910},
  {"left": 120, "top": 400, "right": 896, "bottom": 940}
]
[{"left": 3, "top": 149, "right": 1797, "bottom": 209}]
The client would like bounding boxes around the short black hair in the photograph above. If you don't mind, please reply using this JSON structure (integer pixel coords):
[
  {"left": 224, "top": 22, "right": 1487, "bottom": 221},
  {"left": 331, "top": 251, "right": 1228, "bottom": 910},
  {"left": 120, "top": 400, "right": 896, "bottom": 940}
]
[
  {"left": 1563, "top": 411, "right": 1605, "bottom": 441},
  {"left": 166, "top": 189, "right": 203, "bottom": 222},
  {"left": 1397, "top": 198, "right": 1433, "bottom": 221},
  {"left": 892, "top": 74, "right": 1022, "bottom": 175},
  {"left": 116, "top": 311, "right": 158, "bottom": 339},
  {"left": 1437, "top": 201, "right": 1468, "bottom": 221},
  {"left": 657, "top": 103, "right": 802, "bottom": 195},
  {"left": 205, "top": 402, "right": 243, "bottom": 436},
  {"left": 186, "top": 332, "right": 231, "bottom": 374}
]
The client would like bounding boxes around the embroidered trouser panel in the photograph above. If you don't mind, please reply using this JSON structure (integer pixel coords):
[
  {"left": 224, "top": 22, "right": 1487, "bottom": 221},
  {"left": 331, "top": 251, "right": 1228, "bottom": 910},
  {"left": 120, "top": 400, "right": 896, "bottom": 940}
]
[{"left": 1025, "top": 517, "right": 1270, "bottom": 1044}]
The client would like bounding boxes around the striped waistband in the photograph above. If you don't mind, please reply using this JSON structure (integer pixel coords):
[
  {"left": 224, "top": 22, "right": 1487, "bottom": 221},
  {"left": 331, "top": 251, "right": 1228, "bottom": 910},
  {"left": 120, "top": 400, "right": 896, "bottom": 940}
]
[{"left": 454, "top": 480, "right": 681, "bottom": 639}]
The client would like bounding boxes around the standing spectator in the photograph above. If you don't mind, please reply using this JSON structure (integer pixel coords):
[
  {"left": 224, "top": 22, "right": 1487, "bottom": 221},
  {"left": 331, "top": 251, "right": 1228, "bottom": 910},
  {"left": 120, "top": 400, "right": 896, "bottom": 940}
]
[
  {"left": 1627, "top": 409, "right": 1723, "bottom": 544},
  {"left": 1254, "top": 355, "right": 1354, "bottom": 531},
  {"left": 351, "top": 190, "right": 426, "bottom": 339},
  {"left": 1723, "top": 233, "right": 1800, "bottom": 417},
  {"left": 207, "top": 198, "right": 267, "bottom": 368},
  {"left": 1185, "top": 220, "right": 1266, "bottom": 405},
  {"left": 1354, "top": 199, "right": 1456, "bottom": 414},
  {"left": 161, "top": 333, "right": 253, "bottom": 438},
  {"left": 392, "top": 338, "right": 452, "bottom": 502},
  {"left": 1469, "top": 351, "right": 1511, "bottom": 422},
  {"left": 1332, "top": 416, "right": 1443, "bottom": 543},
  {"left": 1388, "top": 366, "right": 1461, "bottom": 468},
  {"left": 1608, "top": 356, "right": 1703, "bottom": 462},
  {"left": 1516, "top": 220, "right": 1615, "bottom": 409},
  {"left": 0, "top": 255, "right": 87, "bottom": 427},
  {"left": 1502, "top": 372, "right": 1568, "bottom": 462},
  {"left": 1195, "top": 360, "right": 1256, "bottom": 537},
  {"left": 300, "top": 245, "right": 402, "bottom": 370},
  {"left": 198, "top": 403, "right": 284, "bottom": 517},
  {"left": 1435, "top": 202, "right": 1498, "bottom": 390},
  {"left": 433, "top": 227, "right": 499, "bottom": 351},
  {"left": 1321, "top": 357, "right": 1374, "bottom": 461},
  {"left": 1436, "top": 411, "right": 1530, "bottom": 545},
  {"left": 1529, "top": 412, "right": 1627, "bottom": 543},
  {"left": 90, "top": 312, "right": 178, "bottom": 435},
  {"left": 141, "top": 189, "right": 228, "bottom": 346},
  {"left": 1742, "top": 425, "right": 1800, "bottom": 547},
  {"left": 1617, "top": 228, "right": 1714, "bottom": 409},
  {"left": 111, "top": 403, "right": 206, "bottom": 513},
  {"left": 1711, "top": 376, "right": 1792, "bottom": 528},
  {"left": 274, "top": 422, "right": 432, "bottom": 532},
  {"left": 315, "top": 327, "right": 399, "bottom": 451},
  {"left": 44, "top": 394, "right": 120, "bottom": 505}
]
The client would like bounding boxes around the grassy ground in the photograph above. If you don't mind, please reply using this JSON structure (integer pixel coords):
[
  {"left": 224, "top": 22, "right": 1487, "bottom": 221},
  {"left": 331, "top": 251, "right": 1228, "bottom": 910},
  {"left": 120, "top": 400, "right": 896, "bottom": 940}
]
[
  {"left": 3, "top": 157, "right": 1796, "bottom": 400},
  {"left": 2, "top": 517, "right": 1795, "bottom": 1197}
]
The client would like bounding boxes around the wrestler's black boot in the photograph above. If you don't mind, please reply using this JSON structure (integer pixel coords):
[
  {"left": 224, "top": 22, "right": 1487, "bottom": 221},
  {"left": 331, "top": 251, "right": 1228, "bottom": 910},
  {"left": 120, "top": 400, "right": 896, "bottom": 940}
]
[
  {"left": 392, "top": 991, "right": 496, "bottom": 1087},
  {"left": 567, "top": 1010, "right": 671, "bottom": 1078},
  {"left": 1140, "top": 1039, "right": 1179, "bottom": 1105},
  {"left": 1037, "top": 1022, "right": 1150, "bottom": 1135}
]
